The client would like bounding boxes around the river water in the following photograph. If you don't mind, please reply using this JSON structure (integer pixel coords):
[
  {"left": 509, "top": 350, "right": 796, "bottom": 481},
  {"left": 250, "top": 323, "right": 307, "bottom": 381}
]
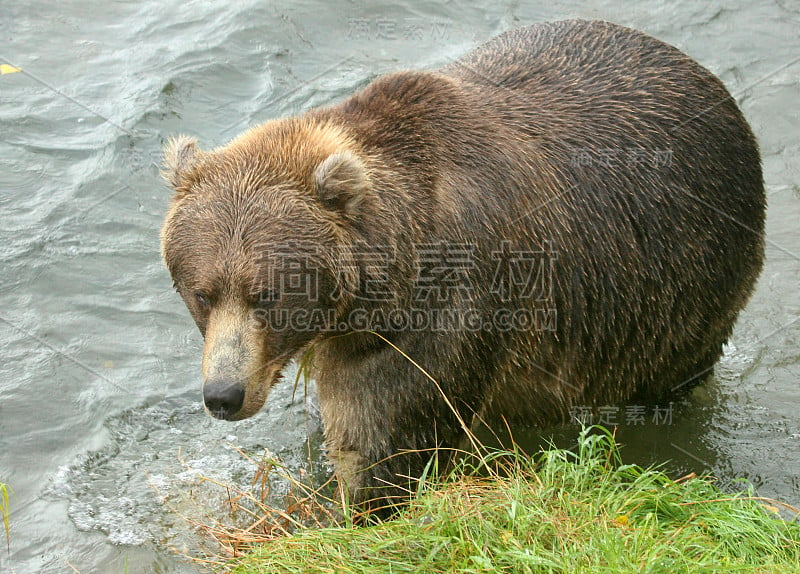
[{"left": 1, "top": 0, "right": 798, "bottom": 572}]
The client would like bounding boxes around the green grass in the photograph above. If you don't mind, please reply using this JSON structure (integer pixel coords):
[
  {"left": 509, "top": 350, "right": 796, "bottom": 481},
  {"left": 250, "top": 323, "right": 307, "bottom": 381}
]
[
  {"left": 0, "top": 481, "right": 9, "bottom": 554},
  {"left": 225, "top": 428, "right": 800, "bottom": 574}
]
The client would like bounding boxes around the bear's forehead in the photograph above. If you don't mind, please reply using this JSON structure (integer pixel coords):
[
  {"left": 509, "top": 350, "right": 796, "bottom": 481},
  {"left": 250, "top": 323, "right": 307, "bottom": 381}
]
[
  {"left": 167, "top": 224, "right": 275, "bottom": 295},
  {"left": 210, "top": 117, "right": 356, "bottom": 186},
  {"left": 170, "top": 181, "right": 333, "bottom": 261},
  {"left": 175, "top": 180, "right": 324, "bottom": 244}
]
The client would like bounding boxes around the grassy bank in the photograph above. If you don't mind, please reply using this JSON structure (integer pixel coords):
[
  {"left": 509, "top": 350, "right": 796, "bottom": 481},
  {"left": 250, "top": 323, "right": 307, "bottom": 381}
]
[{"left": 219, "top": 428, "right": 800, "bottom": 574}]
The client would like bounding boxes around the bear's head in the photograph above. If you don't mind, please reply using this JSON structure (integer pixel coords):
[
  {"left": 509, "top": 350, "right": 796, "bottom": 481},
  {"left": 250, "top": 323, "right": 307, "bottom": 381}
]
[{"left": 160, "top": 119, "right": 378, "bottom": 420}]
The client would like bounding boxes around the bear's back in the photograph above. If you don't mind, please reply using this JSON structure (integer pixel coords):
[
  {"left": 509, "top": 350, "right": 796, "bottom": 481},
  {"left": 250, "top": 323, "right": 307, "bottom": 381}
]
[
  {"left": 444, "top": 20, "right": 707, "bottom": 99},
  {"left": 437, "top": 19, "right": 763, "bottom": 258},
  {"left": 441, "top": 20, "right": 757, "bottom": 169}
]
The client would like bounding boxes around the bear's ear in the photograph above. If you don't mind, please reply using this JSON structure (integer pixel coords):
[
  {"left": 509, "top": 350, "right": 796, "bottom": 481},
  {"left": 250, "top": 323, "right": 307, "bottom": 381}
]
[
  {"left": 313, "top": 151, "right": 371, "bottom": 216},
  {"left": 162, "top": 135, "right": 202, "bottom": 193}
]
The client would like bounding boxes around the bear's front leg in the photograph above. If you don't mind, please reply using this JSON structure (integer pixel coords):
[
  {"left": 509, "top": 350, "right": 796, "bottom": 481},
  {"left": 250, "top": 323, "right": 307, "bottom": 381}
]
[{"left": 317, "top": 356, "right": 469, "bottom": 518}]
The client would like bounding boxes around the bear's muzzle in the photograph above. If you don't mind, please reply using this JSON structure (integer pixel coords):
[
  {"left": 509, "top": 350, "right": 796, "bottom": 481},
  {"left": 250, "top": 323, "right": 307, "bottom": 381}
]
[{"left": 201, "top": 303, "right": 274, "bottom": 420}]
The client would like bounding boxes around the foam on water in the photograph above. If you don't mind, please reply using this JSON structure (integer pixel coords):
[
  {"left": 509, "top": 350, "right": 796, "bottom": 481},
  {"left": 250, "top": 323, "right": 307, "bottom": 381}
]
[{"left": 46, "top": 373, "right": 324, "bottom": 557}]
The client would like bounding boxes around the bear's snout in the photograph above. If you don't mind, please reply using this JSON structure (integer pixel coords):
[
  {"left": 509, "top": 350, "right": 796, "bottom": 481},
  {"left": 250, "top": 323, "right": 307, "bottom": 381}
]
[
  {"left": 199, "top": 304, "right": 273, "bottom": 421},
  {"left": 203, "top": 379, "right": 246, "bottom": 420}
]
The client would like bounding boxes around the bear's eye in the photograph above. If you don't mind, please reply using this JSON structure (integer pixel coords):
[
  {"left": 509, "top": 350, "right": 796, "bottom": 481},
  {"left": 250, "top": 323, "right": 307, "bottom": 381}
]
[
  {"left": 194, "top": 290, "right": 211, "bottom": 310},
  {"left": 254, "top": 288, "right": 279, "bottom": 308}
]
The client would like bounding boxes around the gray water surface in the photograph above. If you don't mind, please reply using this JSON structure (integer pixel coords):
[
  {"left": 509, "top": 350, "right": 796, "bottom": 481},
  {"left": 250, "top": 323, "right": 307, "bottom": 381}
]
[{"left": 1, "top": 1, "right": 798, "bottom": 572}]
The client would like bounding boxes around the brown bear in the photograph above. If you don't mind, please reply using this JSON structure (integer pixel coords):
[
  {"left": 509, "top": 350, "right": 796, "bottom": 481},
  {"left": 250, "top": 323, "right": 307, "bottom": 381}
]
[{"left": 160, "top": 19, "right": 764, "bottom": 516}]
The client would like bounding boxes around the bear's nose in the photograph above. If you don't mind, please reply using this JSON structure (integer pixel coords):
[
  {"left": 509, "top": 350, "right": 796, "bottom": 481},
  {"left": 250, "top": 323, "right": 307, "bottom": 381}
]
[{"left": 203, "top": 381, "right": 245, "bottom": 420}]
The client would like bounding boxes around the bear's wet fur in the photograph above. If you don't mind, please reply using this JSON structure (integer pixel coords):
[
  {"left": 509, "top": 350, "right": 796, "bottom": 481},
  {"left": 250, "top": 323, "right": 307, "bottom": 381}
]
[{"left": 161, "top": 20, "right": 765, "bottom": 516}]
